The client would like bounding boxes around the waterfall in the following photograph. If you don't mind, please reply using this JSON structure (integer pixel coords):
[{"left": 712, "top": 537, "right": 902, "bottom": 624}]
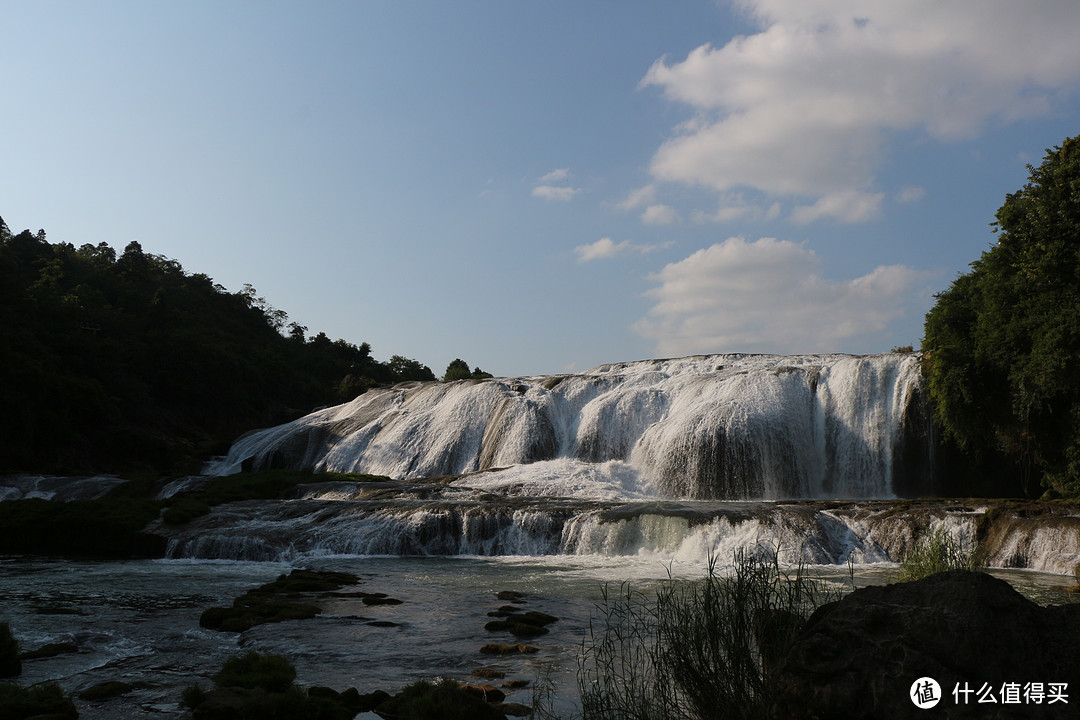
[{"left": 206, "top": 353, "right": 929, "bottom": 500}]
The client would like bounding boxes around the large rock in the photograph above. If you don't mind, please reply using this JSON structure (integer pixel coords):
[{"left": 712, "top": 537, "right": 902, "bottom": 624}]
[{"left": 771, "top": 571, "right": 1080, "bottom": 718}]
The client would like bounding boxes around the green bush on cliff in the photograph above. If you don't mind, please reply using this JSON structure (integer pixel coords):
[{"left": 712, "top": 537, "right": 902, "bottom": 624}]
[{"left": 922, "top": 135, "right": 1080, "bottom": 498}]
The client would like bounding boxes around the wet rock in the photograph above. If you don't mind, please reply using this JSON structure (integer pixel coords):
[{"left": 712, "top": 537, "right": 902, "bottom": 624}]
[
  {"left": 0, "top": 622, "right": 20, "bottom": 678},
  {"left": 502, "top": 679, "right": 529, "bottom": 689},
  {"left": 771, "top": 570, "right": 1080, "bottom": 719},
  {"left": 497, "top": 590, "right": 527, "bottom": 603},
  {"left": 480, "top": 643, "right": 539, "bottom": 655},
  {"left": 498, "top": 701, "right": 534, "bottom": 716},
  {"left": 307, "top": 685, "right": 340, "bottom": 701},
  {"left": 20, "top": 642, "right": 79, "bottom": 660},
  {"left": 367, "top": 620, "right": 401, "bottom": 627},
  {"left": 374, "top": 679, "right": 506, "bottom": 720},
  {"left": 484, "top": 620, "right": 548, "bottom": 637},
  {"left": 77, "top": 680, "right": 134, "bottom": 701},
  {"left": 460, "top": 683, "right": 506, "bottom": 703},
  {"left": 472, "top": 668, "right": 506, "bottom": 679}
]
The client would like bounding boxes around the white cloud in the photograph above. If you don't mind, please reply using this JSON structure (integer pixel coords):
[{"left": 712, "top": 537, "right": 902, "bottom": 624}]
[
  {"left": 575, "top": 237, "right": 671, "bottom": 263},
  {"left": 634, "top": 236, "right": 922, "bottom": 354},
  {"left": 619, "top": 185, "right": 657, "bottom": 210},
  {"left": 790, "top": 190, "right": 884, "bottom": 224},
  {"left": 533, "top": 185, "right": 581, "bottom": 201},
  {"left": 640, "top": 1, "right": 1080, "bottom": 221},
  {"left": 641, "top": 203, "right": 678, "bottom": 225},
  {"left": 897, "top": 186, "right": 926, "bottom": 203},
  {"left": 533, "top": 168, "right": 581, "bottom": 201},
  {"left": 693, "top": 194, "right": 779, "bottom": 224},
  {"left": 539, "top": 168, "right": 570, "bottom": 184}
]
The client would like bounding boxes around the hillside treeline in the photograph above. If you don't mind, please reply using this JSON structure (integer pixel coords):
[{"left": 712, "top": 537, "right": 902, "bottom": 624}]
[{"left": 0, "top": 218, "right": 434, "bottom": 474}]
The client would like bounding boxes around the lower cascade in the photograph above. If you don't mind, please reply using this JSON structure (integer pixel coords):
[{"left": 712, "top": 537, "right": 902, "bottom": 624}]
[{"left": 206, "top": 353, "right": 935, "bottom": 500}]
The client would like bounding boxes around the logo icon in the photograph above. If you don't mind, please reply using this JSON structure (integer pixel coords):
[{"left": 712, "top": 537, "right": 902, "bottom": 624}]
[{"left": 911, "top": 677, "right": 941, "bottom": 709}]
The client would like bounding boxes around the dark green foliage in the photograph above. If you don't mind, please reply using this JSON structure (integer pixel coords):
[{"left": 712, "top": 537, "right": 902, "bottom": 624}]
[
  {"left": 443, "top": 358, "right": 473, "bottom": 382},
  {"left": 0, "top": 497, "right": 161, "bottom": 558},
  {"left": 923, "top": 136, "right": 1080, "bottom": 497},
  {"left": 184, "top": 653, "right": 356, "bottom": 720},
  {"left": 0, "top": 681, "right": 78, "bottom": 720},
  {"left": 0, "top": 225, "right": 438, "bottom": 475},
  {"left": 443, "top": 358, "right": 494, "bottom": 382},
  {"left": 0, "top": 471, "right": 389, "bottom": 557},
  {"left": 0, "top": 623, "right": 19, "bottom": 678},
  {"left": 898, "top": 526, "right": 983, "bottom": 582},
  {"left": 214, "top": 652, "right": 296, "bottom": 693}
]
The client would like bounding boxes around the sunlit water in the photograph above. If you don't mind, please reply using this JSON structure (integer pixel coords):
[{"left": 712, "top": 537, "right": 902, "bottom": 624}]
[{"left": 2, "top": 554, "right": 1076, "bottom": 719}]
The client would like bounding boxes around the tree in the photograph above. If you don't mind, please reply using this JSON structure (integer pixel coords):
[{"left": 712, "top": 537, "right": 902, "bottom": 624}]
[
  {"left": 443, "top": 358, "right": 473, "bottom": 382},
  {"left": 386, "top": 355, "right": 436, "bottom": 382},
  {"left": 922, "top": 135, "right": 1080, "bottom": 497}
]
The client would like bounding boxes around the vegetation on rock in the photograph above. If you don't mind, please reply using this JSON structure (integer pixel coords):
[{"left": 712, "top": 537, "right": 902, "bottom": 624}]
[
  {"left": 443, "top": 358, "right": 494, "bottom": 382},
  {"left": 199, "top": 569, "right": 359, "bottom": 633},
  {"left": 0, "top": 470, "right": 388, "bottom": 558},
  {"left": 897, "top": 526, "right": 982, "bottom": 582},
  {"left": 0, "top": 681, "right": 78, "bottom": 720}
]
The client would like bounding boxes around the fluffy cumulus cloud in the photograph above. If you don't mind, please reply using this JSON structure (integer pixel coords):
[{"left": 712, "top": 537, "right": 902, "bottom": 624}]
[
  {"left": 634, "top": 236, "right": 923, "bottom": 354},
  {"left": 640, "top": 0, "right": 1080, "bottom": 221}
]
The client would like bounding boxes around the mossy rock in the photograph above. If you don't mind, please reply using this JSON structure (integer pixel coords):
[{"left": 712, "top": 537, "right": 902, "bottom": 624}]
[
  {"left": 374, "top": 679, "right": 507, "bottom": 720},
  {"left": 199, "top": 569, "right": 358, "bottom": 632}
]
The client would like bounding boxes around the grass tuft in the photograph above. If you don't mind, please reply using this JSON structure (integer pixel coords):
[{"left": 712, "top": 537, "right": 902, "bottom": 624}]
[
  {"left": 898, "top": 525, "right": 982, "bottom": 583},
  {"left": 575, "top": 549, "right": 841, "bottom": 720}
]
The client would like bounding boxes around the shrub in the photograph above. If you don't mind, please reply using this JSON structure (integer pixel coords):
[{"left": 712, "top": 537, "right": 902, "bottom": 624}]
[
  {"left": 898, "top": 525, "right": 982, "bottom": 582},
  {"left": 577, "top": 551, "right": 840, "bottom": 720},
  {"left": 213, "top": 651, "right": 296, "bottom": 693},
  {"left": 0, "top": 681, "right": 77, "bottom": 719}
]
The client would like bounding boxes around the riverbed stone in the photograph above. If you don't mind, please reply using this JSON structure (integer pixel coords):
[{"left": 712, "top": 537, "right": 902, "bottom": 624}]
[
  {"left": 479, "top": 643, "right": 539, "bottom": 655},
  {"left": 770, "top": 570, "right": 1080, "bottom": 719}
]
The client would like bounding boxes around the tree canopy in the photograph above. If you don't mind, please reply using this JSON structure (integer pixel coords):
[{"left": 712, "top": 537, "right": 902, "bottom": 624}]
[
  {"left": 922, "top": 135, "right": 1080, "bottom": 497},
  {"left": 442, "top": 359, "right": 494, "bottom": 382},
  {"left": 0, "top": 221, "right": 435, "bottom": 474}
]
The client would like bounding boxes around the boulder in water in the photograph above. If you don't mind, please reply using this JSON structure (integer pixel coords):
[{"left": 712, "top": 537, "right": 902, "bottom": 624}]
[{"left": 771, "top": 570, "right": 1080, "bottom": 719}]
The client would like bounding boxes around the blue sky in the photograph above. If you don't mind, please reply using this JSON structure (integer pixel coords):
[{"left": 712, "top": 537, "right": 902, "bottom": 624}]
[{"left": 4, "top": 1, "right": 1080, "bottom": 377}]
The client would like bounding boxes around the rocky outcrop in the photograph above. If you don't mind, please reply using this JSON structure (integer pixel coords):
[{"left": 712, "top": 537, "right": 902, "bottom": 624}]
[{"left": 771, "top": 570, "right": 1080, "bottom": 719}]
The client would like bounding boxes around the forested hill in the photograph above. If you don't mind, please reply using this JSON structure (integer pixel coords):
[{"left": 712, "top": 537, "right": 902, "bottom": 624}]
[{"left": 0, "top": 217, "right": 436, "bottom": 475}]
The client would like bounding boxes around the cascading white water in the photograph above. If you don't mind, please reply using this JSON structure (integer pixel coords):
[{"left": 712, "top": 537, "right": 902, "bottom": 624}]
[{"left": 206, "top": 353, "right": 927, "bottom": 500}]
